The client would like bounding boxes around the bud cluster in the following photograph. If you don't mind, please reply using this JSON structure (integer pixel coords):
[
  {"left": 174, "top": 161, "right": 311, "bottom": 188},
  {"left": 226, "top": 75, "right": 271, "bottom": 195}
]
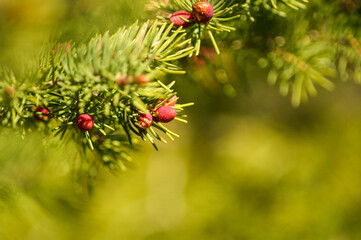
[
  {"left": 136, "top": 95, "right": 178, "bottom": 129},
  {"left": 169, "top": 1, "right": 214, "bottom": 28}
]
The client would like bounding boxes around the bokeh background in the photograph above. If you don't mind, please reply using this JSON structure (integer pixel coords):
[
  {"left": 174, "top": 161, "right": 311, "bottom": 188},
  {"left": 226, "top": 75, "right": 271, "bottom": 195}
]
[{"left": 1, "top": 0, "right": 361, "bottom": 239}]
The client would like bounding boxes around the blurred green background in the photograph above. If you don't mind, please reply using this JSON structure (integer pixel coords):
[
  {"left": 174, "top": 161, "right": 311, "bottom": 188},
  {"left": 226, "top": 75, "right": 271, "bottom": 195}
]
[{"left": 1, "top": 0, "right": 361, "bottom": 239}]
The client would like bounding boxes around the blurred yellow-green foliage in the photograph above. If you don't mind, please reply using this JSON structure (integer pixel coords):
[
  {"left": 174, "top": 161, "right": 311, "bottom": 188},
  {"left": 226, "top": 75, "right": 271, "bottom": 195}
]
[{"left": 1, "top": 0, "right": 361, "bottom": 239}]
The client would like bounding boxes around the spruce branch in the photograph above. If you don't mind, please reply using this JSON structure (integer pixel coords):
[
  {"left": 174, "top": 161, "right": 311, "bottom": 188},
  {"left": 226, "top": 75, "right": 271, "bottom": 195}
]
[
  {"left": 2, "top": 0, "right": 355, "bottom": 180},
  {"left": 158, "top": 0, "right": 240, "bottom": 55},
  {"left": 254, "top": 0, "right": 361, "bottom": 106},
  {"left": 259, "top": 37, "right": 336, "bottom": 107},
  {"left": 0, "top": 21, "right": 194, "bottom": 172}
]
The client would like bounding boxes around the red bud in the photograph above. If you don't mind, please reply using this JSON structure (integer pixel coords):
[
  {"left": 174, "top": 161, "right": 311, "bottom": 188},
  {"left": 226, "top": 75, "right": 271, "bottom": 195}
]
[
  {"left": 192, "top": 1, "right": 214, "bottom": 24},
  {"left": 170, "top": 10, "right": 194, "bottom": 29},
  {"left": 156, "top": 106, "right": 177, "bottom": 123},
  {"left": 77, "top": 114, "right": 94, "bottom": 131}
]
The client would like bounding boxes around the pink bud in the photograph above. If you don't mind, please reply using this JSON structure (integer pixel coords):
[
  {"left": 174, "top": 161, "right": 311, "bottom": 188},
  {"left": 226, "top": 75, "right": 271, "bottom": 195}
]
[
  {"left": 157, "top": 95, "right": 178, "bottom": 107},
  {"left": 156, "top": 106, "right": 177, "bottom": 123},
  {"left": 170, "top": 10, "right": 194, "bottom": 29}
]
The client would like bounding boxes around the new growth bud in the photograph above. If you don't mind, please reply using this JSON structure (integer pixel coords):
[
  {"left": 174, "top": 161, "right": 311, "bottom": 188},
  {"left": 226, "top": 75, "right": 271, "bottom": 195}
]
[
  {"left": 137, "top": 113, "right": 153, "bottom": 129},
  {"left": 192, "top": 1, "right": 214, "bottom": 24},
  {"left": 77, "top": 114, "right": 94, "bottom": 131},
  {"left": 34, "top": 106, "right": 51, "bottom": 122},
  {"left": 136, "top": 74, "right": 150, "bottom": 85},
  {"left": 170, "top": 10, "right": 194, "bottom": 29},
  {"left": 155, "top": 105, "right": 177, "bottom": 123},
  {"left": 157, "top": 95, "right": 178, "bottom": 107}
]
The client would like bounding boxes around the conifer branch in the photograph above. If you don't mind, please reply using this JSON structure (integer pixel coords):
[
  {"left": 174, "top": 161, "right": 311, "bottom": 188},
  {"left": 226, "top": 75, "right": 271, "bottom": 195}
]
[
  {"left": 0, "top": 21, "right": 194, "bottom": 171},
  {"left": 158, "top": 0, "right": 240, "bottom": 55}
]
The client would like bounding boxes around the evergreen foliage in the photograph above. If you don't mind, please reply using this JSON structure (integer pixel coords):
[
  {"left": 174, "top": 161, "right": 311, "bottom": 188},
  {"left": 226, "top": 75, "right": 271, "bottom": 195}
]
[
  {"left": 1, "top": 0, "right": 361, "bottom": 239},
  {"left": 1, "top": 21, "right": 194, "bottom": 171},
  {"left": 1, "top": 0, "right": 361, "bottom": 177},
  {"left": 256, "top": 0, "right": 361, "bottom": 106}
]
